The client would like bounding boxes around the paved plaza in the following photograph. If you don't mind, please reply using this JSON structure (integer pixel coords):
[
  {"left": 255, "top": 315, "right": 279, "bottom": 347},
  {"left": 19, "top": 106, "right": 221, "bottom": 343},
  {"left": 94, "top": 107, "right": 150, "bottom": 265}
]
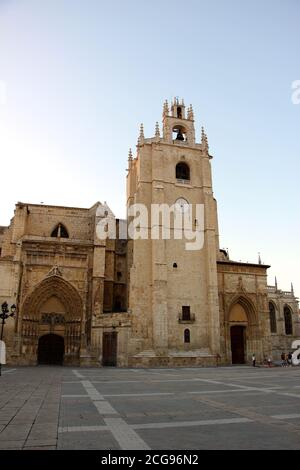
[{"left": 0, "top": 365, "right": 300, "bottom": 450}]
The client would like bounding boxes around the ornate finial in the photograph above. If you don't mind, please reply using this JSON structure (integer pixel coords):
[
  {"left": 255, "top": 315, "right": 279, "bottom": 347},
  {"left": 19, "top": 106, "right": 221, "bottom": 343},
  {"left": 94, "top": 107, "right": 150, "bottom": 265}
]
[
  {"left": 258, "top": 252, "right": 262, "bottom": 264},
  {"left": 155, "top": 121, "right": 160, "bottom": 138},
  {"left": 181, "top": 98, "right": 185, "bottom": 106},
  {"left": 163, "top": 99, "right": 169, "bottom": 116},
  {"left": 138, "top": 123, "right": 144, "bottom": 145},
  {"left": 201, "top": 126, "right": 209, "bottom": 151},
  {"left": 187, "top": 104, "right": 194, "bottom": 120},
  {"left": 275, "top": 276, "right": 278, "bottom": 290},
  {"left": 127, "top": 148, "right": 133, "bottom": 172},
  {"left": 291, "top": 282, "right": 294, "bottom": 295},
  {"left": 47, "top": 265, "right": 63, "bottom": 277}
]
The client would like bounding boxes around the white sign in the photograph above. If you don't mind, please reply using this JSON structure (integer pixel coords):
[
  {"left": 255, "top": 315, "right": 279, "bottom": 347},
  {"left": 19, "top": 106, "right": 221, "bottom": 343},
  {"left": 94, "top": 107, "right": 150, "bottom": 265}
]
[
  {"left": 0, "top": 340, "right": 6, "bottom": 364},
  {"left": 292, "top": 340, "right": 300, "bottom": 366}
]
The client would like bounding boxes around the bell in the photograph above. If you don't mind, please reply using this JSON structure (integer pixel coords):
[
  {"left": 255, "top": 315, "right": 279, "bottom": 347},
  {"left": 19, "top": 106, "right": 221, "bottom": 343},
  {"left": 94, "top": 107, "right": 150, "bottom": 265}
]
[{"left": 176, "top": 129, "right": 184, "bottom": 141}]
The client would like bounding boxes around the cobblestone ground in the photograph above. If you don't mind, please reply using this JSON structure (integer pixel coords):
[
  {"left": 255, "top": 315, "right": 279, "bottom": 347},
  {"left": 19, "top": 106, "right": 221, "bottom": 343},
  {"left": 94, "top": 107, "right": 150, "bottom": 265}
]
[{"left": 1, "top": 365, "right": 300, "bottom": 450}]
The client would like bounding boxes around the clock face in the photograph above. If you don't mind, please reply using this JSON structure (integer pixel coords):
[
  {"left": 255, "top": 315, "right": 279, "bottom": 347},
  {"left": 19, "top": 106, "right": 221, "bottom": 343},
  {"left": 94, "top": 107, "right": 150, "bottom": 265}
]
[{"left": 175, "top": 198, "right": 189, "bottom": 213}]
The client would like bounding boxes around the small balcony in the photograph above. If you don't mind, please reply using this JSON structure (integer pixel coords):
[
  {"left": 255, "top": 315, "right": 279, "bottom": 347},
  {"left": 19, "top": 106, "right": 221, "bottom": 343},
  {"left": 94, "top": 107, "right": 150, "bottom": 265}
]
[
  {"left": 178, "top": 312, "right": 195, "bottom": 324},
  {"left": 176, "top": 178, "right": 191, "bottom": 185}
]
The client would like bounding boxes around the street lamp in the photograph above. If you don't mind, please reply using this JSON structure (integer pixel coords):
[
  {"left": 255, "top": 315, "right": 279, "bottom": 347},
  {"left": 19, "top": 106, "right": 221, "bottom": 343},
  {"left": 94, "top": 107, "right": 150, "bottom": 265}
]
[{"left": 0, "top": 302, "right": 16, "bottom": 376}]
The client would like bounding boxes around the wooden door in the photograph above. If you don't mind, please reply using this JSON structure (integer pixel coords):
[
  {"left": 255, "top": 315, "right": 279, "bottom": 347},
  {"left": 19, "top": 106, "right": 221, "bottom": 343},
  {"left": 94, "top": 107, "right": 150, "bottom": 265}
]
[
  {"left": 102, "top": 332, "right": 117, "bottom": 366},
  {"left": 37, "top": 334, "right": 64, "bottom": 365},
  {"left": 230, "top": 326, "right": 245, "bottom": 364}
]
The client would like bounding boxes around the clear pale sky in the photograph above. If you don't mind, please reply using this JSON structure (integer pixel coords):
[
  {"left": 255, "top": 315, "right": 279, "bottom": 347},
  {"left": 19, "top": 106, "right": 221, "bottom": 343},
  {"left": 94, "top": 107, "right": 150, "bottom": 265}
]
[{"left": 0, "top": 0, "right": 299, "bottom": 295}]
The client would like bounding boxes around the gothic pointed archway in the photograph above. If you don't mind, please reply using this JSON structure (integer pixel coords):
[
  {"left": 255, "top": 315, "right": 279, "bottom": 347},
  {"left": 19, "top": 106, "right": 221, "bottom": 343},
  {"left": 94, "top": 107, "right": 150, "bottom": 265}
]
[
  {"left": 20, "top": 274, "right": 83, "bottom": 365},
  {"left": 226, "top": 295, "right": 259, "bottom": 365}
]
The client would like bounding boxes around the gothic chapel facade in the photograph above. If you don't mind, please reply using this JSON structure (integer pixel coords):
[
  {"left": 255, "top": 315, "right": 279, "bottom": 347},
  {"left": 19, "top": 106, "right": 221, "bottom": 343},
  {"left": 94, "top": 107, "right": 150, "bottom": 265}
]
[{"left": 0, "top": 99, "right": 298, "bottom": 367}]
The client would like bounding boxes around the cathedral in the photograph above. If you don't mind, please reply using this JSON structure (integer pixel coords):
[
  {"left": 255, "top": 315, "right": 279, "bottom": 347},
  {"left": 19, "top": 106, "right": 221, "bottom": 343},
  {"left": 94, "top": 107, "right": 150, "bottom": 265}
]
[{"left": 0, "top": 98, "right": 298, "bottom": 367}]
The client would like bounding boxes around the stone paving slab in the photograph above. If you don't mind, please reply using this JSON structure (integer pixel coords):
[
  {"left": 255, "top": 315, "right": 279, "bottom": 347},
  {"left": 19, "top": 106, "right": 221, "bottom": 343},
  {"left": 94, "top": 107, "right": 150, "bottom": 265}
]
[
  {"left": 0, "top": 424, "right": 32, "bottom": 441},
  {"left": 28, "top": 423, "right": 58, "bottom": 441},
  {"left": 57, "top": 430, "right": 120, "bottom": 450},
  {"left": 24, "top": 439, "right": 58, "bottom": 447},
  {"left": 24, "top": 446, "right": 57, "bottom": 450},
  {"left": 0, "top": 440, "right": 24, "bottom": 449}
]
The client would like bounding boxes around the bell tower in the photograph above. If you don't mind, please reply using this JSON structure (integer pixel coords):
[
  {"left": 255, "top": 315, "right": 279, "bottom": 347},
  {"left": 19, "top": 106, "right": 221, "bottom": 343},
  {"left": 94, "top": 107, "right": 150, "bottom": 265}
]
[{"left": 127, "top": 98, "right": 221, "bottom": 366}]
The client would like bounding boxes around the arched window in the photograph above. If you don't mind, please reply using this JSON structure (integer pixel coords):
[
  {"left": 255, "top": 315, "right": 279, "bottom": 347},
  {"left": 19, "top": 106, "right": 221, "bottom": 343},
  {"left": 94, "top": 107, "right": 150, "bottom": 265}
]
[
  {"left": 284, "top": 306, "right": 293, "bottom": 335},
  {"left": 51, "top": 223, "right": 69, "bottom": 238},
  {"left": 176, "top": 162, "right": 190, "bottom": 180},
  {"left": 269, "top": 302, "right": 277, "bottom": 333},
  {"left": 184, "top": 329, "right": 190, "bottom": 343}
]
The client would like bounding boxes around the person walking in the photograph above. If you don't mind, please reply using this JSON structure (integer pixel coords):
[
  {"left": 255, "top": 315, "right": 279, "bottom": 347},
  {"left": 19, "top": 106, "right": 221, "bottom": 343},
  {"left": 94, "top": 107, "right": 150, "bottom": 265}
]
[
  {"left": 281, "top": 352, "right": 286, "bottom": 367},
  {"left": 287, "top": 352, "right": 292, "bottom": 366},
  {"left": 267, "top": 356, "right": 272, "bottom": 367},
  {"left": 252, "top": 353, "right": 256, "bottom": 367}
]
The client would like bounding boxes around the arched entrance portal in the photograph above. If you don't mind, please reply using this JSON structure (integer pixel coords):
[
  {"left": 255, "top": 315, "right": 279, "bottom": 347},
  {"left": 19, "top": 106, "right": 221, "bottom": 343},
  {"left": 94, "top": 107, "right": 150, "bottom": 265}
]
[
  {"left": 38, "top": 334, "right": 64, "bottom": 365},
  {"left": 20, "top": 273, "right": 83, "bottom": 365},
  {"left": 228, "top": 300, "right": 254, "bottom": 364}
]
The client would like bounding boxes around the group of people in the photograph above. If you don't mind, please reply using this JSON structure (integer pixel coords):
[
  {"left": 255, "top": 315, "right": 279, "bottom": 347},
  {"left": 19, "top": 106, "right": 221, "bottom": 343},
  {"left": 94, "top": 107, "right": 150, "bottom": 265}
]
[
  {"left": 252, "top": 354, "right": 272, "bottom": 367},
  {"left": 251, "top": 352, "right": 293, "bottom": 367},
  {"left": 252, "top": 353, "right": 272, "bottom": 367},
  {"left": 281, "top": 351, "right": 293, "bottom": 367}
]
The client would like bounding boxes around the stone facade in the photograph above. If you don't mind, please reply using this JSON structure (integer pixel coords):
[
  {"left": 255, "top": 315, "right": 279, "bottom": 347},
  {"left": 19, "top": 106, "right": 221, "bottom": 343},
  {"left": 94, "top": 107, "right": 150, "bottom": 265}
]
[{"left": 0, "top": 98, "right": 299, "bottom": 367}]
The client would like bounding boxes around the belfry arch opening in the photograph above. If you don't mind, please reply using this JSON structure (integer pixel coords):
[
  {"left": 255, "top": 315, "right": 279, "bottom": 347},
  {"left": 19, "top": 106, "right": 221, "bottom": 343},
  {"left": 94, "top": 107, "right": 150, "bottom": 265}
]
[
  {"left": 172, "top": 125, "right": 186, "bottom": 142},
  {"left": 176, "top": 162, "right": 190, "bottom": 181}
]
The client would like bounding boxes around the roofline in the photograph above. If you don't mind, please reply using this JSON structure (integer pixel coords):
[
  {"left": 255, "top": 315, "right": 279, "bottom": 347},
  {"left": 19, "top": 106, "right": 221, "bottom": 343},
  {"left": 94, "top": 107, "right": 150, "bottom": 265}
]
[
  {"left": 16, "top": 201, "right": 100, "bottom": 211},
  {"left": 217, "top": 260, "right": 270, "bottom": 269}
]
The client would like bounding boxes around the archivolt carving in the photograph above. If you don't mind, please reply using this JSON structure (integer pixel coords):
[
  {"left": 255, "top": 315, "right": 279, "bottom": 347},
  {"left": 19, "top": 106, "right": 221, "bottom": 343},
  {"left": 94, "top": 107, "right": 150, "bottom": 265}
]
[
  {"left": 21, "top": 274, "right": 83, "bottom": 322},
  {"left": 225, "top": 294, "right": 258, "bottom": 326}
]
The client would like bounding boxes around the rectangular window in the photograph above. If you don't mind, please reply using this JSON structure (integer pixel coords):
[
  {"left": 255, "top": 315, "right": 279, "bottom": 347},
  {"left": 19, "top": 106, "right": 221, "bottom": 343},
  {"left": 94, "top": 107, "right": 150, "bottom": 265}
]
[{"left": 182, "top": 306, "right": 191, "bottom": 321}]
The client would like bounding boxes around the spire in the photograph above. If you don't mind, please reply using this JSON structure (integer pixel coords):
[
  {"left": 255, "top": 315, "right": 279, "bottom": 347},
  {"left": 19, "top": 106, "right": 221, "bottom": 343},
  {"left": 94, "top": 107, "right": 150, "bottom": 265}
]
[
  {"left": 291, "top": 282, "right": 294, "bottom": 295},
  {"left": 163, "top": 99, "right": 169, "bottom": 117},
  {"left": 201, "top": 126, "right": 209, "bottom": 151},
  {"left": 127, "top": 148, "right": 133, "bottom": 171},
  {"left": 187, "top": 104, "right": 194, "bottom": 120},
  {"left": 258, "top": 252, "right": 262, "bottom": 265},
  {"left": 155, "top": 121, "right": 160, "bottom": 139},
  {"left": 138, "top": 123, "right": 144, "bottom": 145},
  {"left": 275, "top": 276, "right": 278, "bottom": 290}
]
